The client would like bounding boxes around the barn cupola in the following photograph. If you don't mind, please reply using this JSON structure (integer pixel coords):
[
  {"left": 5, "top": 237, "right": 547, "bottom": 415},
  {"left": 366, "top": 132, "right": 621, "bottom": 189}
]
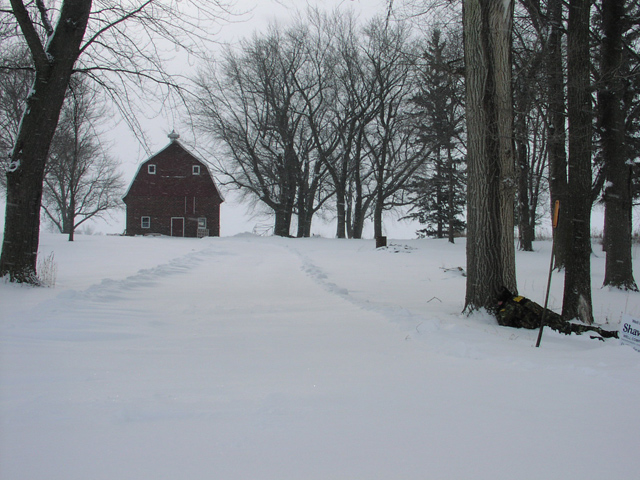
[{"left": 168, "top": 130, "right": 180, "bottom": 142}]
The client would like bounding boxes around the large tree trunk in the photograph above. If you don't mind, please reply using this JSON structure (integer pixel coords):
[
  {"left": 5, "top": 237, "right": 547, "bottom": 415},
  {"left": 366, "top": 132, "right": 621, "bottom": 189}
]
[
  {"left": 601, "top": 0, "right": 637, "bottom": 291},
  {"left": 298, "top": 173, "right": 318, "bottom": 238},
  {"left": 545, "top": 0, "right": 570, "bottom": 270},
  {"left": 351, "top": 198, "right": 365, "bottom": 239},
  {"left": 373, "top": 192, "right": 384, "bottom": 240},
  {"left": 1, "top": 0, "right": 92, "bottom": 283},
  {"left": 335, "top": 186, "right": 347, "bottom": 239},
  {"left": 65, "top": 197, "right": 76, "bottom": 242},
  {"left": 273, "top": 205, "right": 293, "bottom": 237},
  {"left": 463, "top": 0, "right": 517, "bottom": 313},
  {"left": 274, "top": 168, "right": 295, "bottom": 237},
  {"left": 334, "top": 153, "right": 353, "bottom": 239},
  {"left": 273, "top": 146, "right": 297, "bottom": 237},
  {"left": 350, "top": 164, "right": 367, "bottom": 240},
  {"left": 296, "top": 170, "right": 310, "bottom": 238},
  {"left": 562, "top": 0, "right": 594, "bottom": 324}
]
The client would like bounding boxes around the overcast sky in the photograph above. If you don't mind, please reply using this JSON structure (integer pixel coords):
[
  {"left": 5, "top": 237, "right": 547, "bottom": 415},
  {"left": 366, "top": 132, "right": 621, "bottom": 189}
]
[{"left": 113, "top": 0, "right": 389, "bottom": 161}]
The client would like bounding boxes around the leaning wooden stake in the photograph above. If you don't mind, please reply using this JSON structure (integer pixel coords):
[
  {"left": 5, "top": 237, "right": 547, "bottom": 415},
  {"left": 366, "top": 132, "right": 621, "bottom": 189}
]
[{"left": 536, "top": 200, "right": 560, "bottom": 348}]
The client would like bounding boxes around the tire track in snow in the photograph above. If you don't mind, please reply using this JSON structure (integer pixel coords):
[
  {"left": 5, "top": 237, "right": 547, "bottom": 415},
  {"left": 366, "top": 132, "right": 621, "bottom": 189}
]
[
  {"left": 6, "top": 245, "right": 226, "bottom": 341},
  {"left": 285, "top": 244, "right": 444, "bottom": 335},
  {"left": 285, "top": 244, "right": 507, "bottom": 361}
]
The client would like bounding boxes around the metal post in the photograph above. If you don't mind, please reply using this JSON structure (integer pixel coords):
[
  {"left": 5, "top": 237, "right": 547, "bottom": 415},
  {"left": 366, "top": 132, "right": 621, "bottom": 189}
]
[{"left": 536, "top": 200, "right": 560, "bottom": 348}]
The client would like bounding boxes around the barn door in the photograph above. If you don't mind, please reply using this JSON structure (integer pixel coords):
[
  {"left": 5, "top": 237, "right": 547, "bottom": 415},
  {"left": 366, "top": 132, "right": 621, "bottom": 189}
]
[{"left": 171, "top": 217, "right": 184, "bottom": 237}]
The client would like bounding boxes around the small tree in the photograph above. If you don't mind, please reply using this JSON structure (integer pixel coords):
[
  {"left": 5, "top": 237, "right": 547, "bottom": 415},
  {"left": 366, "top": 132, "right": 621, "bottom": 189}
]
[{"left": 42, "top": 79, "right": 124, "bottom": 241}]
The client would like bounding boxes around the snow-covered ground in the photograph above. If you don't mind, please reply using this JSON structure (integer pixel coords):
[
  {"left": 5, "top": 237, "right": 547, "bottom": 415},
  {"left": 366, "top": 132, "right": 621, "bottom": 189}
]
[{"left": 1, "top": 232, "right": 639, "bottom": 480}]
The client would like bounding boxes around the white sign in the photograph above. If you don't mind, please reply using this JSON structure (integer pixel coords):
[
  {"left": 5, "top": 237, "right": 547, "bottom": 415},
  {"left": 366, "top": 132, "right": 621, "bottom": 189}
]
[{"left": 620, "top": 315, "right": 640, "bottom": 352}]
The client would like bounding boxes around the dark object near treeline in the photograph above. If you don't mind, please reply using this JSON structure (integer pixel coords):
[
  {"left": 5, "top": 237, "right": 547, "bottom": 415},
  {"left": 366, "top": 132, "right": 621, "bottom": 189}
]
[{"left": 496, "top": 288, "right": 618, "bottom": 339}]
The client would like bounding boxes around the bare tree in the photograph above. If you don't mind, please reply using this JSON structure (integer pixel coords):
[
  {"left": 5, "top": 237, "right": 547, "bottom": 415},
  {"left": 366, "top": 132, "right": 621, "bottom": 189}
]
[
  {"left": 544, "top": 0, "right": 571, "bottom": 270},
  {"left": 0, "top": 0, "right": 236, "bottom": 283},
  {"left": 600, "top": 0, "right": 638, "bottom": 291},
  {"left": 191, "top": 27, "right": 317, "bottom": 237},
  {"left": 42, "top": 79, "right": 124, "bottom": 241},
  {"left": 512, "top": 1, "right": 551, "bottom": 251},
  {"left": 462, "top": 0, "right": 517, "bottom": 313},
  {"left": 562, "top": 0, "right": 594, "bottom": 324},
  {"left": 361, "top": 17, "right": 429, "bottom": 240},
  {"left": 514, "top": 98, "right": 548, "bottom": 251},
  {"left": 331, "top": 13, "right": 379, "bottom": 240},
  {"left": 292, "top": 8, "right": 384, "bottom": 239},
  {"left": 1, "top": 0, "right": 93, "bottom": 283},
  {"left": 290, "top": 9, "right": 365, "bottom": 238}
]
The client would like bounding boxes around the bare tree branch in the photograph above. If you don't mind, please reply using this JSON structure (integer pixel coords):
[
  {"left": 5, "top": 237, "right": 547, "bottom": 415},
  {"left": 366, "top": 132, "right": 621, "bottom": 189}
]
[
  {"left": 35, "top": 0, "right": 53, "bottom": 38},
  {"left": 8, "top": 0, "right": 48, "bottom": 70},
  {"left": 79, "top": 1, "right": 154, "bottom": 55}
]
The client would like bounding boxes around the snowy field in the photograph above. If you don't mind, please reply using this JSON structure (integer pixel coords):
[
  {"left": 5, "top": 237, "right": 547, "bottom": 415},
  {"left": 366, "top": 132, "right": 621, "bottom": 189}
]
[{"left": 1, "top": 232, "right": 639, "bottom": 480}]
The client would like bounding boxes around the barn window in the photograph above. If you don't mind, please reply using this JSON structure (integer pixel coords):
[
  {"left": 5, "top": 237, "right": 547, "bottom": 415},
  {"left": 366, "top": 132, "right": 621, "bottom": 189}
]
[
  {"left": 141, "top": 216, "right": 151, "bottom": 229},
  {"left": 148, "top": 164, "right": 156, "bottom": 174},
  {"left": 192, "top": 165, "right": 200, "bottom": 175},
  {"left": 198, "top": 217, "right": 207, "bottom": 229}
]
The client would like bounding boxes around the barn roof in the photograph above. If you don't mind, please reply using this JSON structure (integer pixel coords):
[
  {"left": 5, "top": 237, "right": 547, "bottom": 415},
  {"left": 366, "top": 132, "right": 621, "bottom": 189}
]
[{"left": 123, "top": 134, "right": 224, "bottom": 202}]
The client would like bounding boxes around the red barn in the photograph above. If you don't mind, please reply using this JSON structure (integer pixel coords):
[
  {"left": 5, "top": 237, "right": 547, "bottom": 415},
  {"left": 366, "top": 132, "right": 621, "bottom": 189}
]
[{"left": 123, "top": 132, "right": 224, "bottom": 237}]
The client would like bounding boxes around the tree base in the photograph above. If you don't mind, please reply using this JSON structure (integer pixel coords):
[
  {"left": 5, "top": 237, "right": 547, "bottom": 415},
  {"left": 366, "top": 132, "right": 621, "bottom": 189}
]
[
  {"left": 0, "top": 266, "right": 41, "bottom": 286},
  {"left": 497, "top": 288, "right": 618, "bottom": 339}
]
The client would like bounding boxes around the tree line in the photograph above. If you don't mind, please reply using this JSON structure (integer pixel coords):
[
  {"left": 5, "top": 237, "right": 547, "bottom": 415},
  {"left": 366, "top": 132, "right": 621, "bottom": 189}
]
[{"left": 189, "top": 10, "right": 466, "bottom": 240}]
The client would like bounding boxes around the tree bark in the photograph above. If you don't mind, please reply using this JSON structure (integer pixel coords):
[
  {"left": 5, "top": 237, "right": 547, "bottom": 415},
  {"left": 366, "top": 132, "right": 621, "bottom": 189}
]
[
  {"left": 601, "top": 0, "right": 637, "bottom": 291},
  {"left": 275, "top": 150, "right": 295, "bottom": 237},
  {"left": 1, "top": 0, "right": 92, "bottom": 282},
  {"left": 274, "top": 205, "right": 293, "bottom": 237},
  {"left": 463, "top": 0, "right": 517, "bottom": 313},
  {"left": 374, "top": 192, "right": 384, "bottom": 239},
  {"left": 562, "top": 0, "right": 594, "bottom": 323},
  {"left": 335, "top": 188, "right": 347, "bottom": 239},
  {"left": 350, "top": 152, "right": 367, "bottom": 239}
]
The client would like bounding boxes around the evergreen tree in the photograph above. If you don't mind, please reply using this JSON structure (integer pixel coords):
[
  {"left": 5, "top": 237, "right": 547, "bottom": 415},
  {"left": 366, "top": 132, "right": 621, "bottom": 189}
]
[{"left": 407, "top": 29, "right": 466, "bottom": 242}]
